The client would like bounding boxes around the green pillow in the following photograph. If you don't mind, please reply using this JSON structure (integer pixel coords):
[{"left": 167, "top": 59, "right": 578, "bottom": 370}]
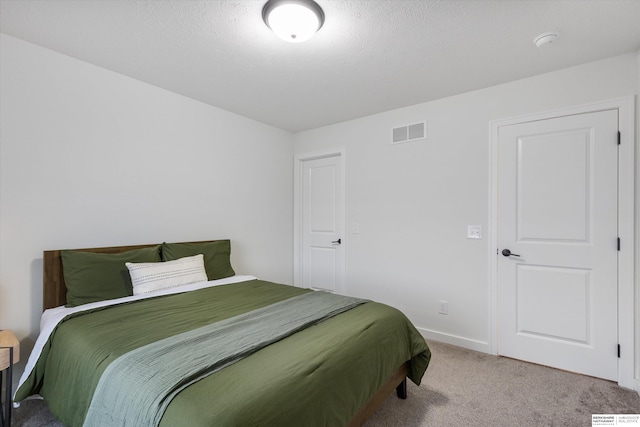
[
  {"left": 161, "top": 240, "right": 235, "bottom": 281},
  {"left": 62, "top": 246, "right": 161, "bottom": 307}
]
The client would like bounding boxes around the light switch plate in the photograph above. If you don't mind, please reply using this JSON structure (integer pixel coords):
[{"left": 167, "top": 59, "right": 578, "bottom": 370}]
[{"left": 467, "top": 225, "right": 482, "bottom": 239}]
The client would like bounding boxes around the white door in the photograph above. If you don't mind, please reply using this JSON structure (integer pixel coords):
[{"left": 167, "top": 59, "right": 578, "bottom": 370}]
[
  {"left": 497, "top": 109, "right": 619, "bottom": 380},
  {"left": 300, "top": 154, "right": 345, "bottom": 293}
]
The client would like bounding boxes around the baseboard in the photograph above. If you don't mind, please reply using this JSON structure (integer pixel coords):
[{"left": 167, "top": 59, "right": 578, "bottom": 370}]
[{"left": 417, "top": 327, "right": 490, "bottom": 354}]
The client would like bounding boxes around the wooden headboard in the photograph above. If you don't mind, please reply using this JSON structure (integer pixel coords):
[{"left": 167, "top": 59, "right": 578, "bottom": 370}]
[{"left": 43, "top": 241, "right": 217, "bottom": 310}]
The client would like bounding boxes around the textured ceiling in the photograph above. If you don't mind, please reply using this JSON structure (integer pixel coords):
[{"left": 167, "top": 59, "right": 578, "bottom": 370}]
[{"left": 1, "top": 0, "right": 639, "bottom": 132}]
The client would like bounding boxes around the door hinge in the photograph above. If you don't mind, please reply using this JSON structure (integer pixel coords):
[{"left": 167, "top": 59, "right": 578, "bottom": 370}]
[
  {"left": 618, "top": 131, "right": 621, "bottom": 145},
  {"left": 617, "top": 237, "right": 621, "bottom": 251},
  {"left": 618, "top": 344, "right": 621, "bottom": 358}
]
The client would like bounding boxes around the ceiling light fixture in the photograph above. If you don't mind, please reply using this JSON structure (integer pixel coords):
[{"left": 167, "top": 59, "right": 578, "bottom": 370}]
[{"left": 262, "top": 0, "right": 325, "bottom": 43}]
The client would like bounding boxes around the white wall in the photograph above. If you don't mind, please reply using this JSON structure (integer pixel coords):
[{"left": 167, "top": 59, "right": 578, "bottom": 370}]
[
  {"left": 293, "top": 53, "right": 639, "bottom": 359},
  {"left": 0, "top": 34, "right": 294, "bottom": 364},
  {"left": 636, "top": 48, "right": 640, "bottom": 392}
]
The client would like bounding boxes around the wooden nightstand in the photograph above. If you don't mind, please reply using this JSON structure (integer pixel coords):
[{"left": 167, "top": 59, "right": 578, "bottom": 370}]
[{"left": 0, "top": 331, "right": 19, "bottom": 427}]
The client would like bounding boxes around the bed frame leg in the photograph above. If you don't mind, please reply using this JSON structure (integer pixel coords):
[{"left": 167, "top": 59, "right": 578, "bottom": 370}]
[{"left": 395, "top": 378, "right": 407, "bottom": 399}]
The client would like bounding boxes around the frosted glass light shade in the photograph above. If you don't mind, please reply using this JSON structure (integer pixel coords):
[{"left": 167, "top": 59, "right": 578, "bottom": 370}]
[{"left": 263, "top": 0, "right": 325, "bottom": 43}]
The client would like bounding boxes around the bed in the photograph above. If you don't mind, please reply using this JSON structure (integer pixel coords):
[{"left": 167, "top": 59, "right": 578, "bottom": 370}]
[{"left": 15, "top": 240, "right": 431, "bottom": 426}]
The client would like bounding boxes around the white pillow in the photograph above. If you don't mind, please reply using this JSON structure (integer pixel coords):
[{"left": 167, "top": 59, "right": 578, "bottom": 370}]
[{"left": 126, "top": 254, "right": 208, "bottom": 295}]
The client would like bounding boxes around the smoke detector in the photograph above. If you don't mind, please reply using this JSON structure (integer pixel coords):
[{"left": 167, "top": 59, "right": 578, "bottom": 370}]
[{"left": 533, "top": 31, "right": 559, "bottom": 48}]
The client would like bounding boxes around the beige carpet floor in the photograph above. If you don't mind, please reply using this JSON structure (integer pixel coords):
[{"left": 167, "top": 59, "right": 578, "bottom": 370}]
[
  {"left": 365, "top": 341, "right": 640, "bottom": 427},
  {"left": 12, "top": 340, "right": 640, "bottom": 426}
]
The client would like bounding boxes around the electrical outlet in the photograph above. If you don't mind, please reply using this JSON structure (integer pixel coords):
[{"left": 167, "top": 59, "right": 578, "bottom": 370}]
[{"left": 438, "top": 300, "right": 448, "bottom": 315}]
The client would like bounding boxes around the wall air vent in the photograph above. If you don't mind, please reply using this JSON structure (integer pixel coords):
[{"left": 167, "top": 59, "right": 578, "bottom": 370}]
[{"left": 391, "top": 122, "right": 426, "bottom": 144}]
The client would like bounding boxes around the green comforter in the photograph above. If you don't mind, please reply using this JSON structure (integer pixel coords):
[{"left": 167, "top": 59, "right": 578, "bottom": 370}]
[{"left": 18, "top": 280, "right": 431, "bottom": 426}]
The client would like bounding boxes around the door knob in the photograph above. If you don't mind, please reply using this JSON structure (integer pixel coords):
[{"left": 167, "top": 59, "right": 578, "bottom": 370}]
[
  {"left": 502, "top": 249, "right": 520, "bottom": 257},
  {"left": 331, "top": 238, "right": 342, "bottom": 245}
]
